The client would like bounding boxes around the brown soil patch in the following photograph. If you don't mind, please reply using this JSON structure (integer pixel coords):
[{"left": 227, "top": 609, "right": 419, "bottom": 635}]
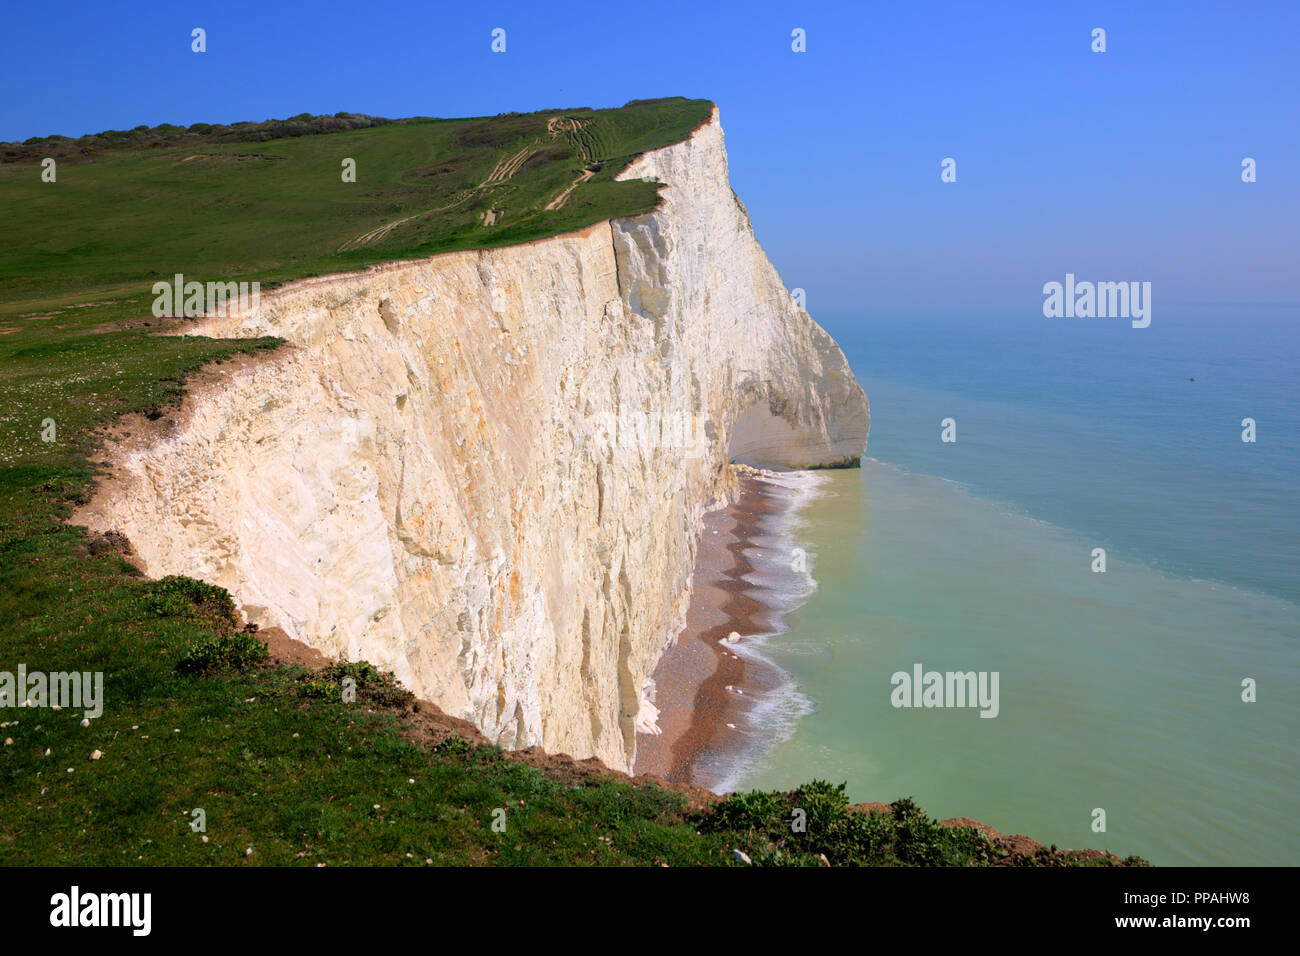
[{"left": 261, "top": 626, "right": 332, "bottom": 670}]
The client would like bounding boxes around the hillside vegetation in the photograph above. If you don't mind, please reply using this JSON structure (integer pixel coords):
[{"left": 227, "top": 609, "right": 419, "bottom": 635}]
[
  {"left": 0, "top": 99, "right": 1144, "bottom": 866},
  {"left": 0, "top": 97, "right": 713, "bottom": 314}
]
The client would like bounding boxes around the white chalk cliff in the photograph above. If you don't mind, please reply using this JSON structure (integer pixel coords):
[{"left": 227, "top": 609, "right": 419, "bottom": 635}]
[{"left": 76, "top": 106, "right": 868, "bottom": 772}]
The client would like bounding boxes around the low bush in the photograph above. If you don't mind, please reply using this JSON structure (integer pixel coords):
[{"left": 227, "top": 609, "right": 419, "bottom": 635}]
[
  {"left": 299, "top": 660, "right": 415, "bottom": 709},
  {"left": 148, "top": 575, "right": 240, "bottom": 630},
  {"left": 175, "top": 631, "right": 268, "bottom": 675}
]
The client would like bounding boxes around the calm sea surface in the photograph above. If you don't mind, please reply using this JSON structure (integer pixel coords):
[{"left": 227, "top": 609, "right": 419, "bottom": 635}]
[{"left": 727, "top": 315, "right": 1300, "bottom": 866}]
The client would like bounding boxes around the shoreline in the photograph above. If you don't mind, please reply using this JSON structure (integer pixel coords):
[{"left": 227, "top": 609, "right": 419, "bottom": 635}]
[{"left": 634, "top": 471, "right": 805, "bottom": 790}]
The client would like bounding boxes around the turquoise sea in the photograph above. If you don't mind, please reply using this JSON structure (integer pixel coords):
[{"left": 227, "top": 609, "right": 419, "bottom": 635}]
[{"left": 727, "top": 314, "right": 1300, "bottom": 866}]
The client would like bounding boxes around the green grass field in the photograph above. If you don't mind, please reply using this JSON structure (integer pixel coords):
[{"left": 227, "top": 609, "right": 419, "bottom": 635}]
[
  {"left": 0, "top": 99, "right": 1143, "bottom": 866},
  {"left": 0, "top": 98, "right": 712, "bottom": 314}
]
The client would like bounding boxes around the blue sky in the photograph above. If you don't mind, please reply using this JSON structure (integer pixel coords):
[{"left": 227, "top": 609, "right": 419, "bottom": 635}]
[{"left": 3, "top": 0, "right": 1297, "bottom": 326}]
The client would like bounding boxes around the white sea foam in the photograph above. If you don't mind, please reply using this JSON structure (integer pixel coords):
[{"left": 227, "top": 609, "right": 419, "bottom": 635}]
[{"left": 694, "top": 470, "right": 826, "bottom": 793}]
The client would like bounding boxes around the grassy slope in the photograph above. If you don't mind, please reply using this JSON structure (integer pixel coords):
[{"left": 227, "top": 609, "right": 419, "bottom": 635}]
[
  {"left": 0, "top": 99, "right": 1141, "bottom": 866},
  {"left": 0, "top": 98, "right": 711, "bottom": 313}
]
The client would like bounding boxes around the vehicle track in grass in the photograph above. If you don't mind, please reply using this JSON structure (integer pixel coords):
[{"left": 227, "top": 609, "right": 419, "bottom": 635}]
[{"left": 339, "top": 116, "right": 599, "bottom": 249}]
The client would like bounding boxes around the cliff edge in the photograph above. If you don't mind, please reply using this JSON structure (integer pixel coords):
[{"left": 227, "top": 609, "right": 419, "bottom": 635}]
[{"left": 74, "top": 106, "right": 869, "bottom": 772}]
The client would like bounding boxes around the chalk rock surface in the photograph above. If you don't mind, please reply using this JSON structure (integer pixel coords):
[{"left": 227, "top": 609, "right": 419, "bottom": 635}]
[{"left": 76, "top": 106, "right": 868, "bottom": 772}]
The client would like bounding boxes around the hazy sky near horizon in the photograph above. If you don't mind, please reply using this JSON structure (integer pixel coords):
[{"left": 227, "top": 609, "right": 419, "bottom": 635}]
[{"left": 3, "top": 0, "right": 1297, "bottom": 325}]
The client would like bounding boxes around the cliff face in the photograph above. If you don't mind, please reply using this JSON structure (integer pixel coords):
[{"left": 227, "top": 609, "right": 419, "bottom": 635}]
[{"left": 75, "top": 106, "right": 868, "bottom": 772}]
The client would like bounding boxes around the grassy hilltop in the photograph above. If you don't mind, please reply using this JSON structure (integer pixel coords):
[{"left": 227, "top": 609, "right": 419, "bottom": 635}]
[
  {"left": 0, "top": 97, "right": 713, "bottom": 314},
  {"left": 0, "top": 99, "right": 1144, "bottom": 866}
]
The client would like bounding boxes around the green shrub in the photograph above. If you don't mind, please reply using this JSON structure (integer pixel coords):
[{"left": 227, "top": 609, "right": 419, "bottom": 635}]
[
  {"left": 793, "top": 779, "right": 851, "bottom": 833},
  {"left": 434, "top": 736, "right": 475, "bottom": 756},
  {"left": 298, "top": 660, "right": 415, "bottom": 709},
  {"left": 700, "top": 789, "right": 787, "bottom": 833},
  {"left": 695, "top": 786, "right": 1008, "bottom": 867},
  {"left": 175, "top": 631, "right": 268, "bottom": 675},
  {"left": 147, "top": 575, "right": 239, "bottom": 630},
  {"left": 299, "top": 676, "right": 343, "bottom": 701}
]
